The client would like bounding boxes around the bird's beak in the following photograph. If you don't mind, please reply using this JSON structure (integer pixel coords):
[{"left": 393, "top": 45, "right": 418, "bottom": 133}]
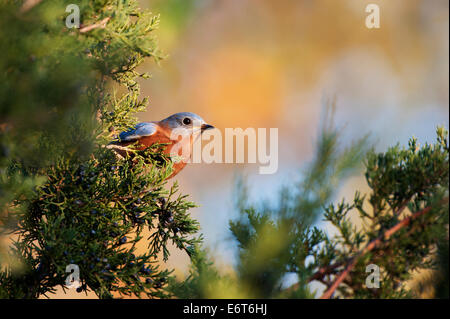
[{"left": 201, "top": 124, "right": 214, "bottom": 132}]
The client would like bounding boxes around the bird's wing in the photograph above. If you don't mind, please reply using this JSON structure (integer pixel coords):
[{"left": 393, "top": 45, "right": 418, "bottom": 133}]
[{"left": 119, "top": 122, "right": 158, "bottom": 142}]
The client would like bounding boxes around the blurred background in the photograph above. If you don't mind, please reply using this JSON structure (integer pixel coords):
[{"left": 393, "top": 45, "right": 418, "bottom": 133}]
[
  {"left": 136, "top": 0, "right": 449, "bottom": 275},
  {"left": 58, "top": 0, "right": 449, "bottom": 297}
]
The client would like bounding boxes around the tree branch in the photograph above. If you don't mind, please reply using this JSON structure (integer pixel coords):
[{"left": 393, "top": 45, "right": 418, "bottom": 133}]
[
  {"left": 20, "top": 0, "right": 42, "bottom": 13},
  {"left": 79, "top": 17, "right": 111, "bottom": 33},
  {"left": 319, "top": 198, "right": 448, "bottom": 299},
  {"left": 284, "top": 202, "right": 415, "bottom": 293}
]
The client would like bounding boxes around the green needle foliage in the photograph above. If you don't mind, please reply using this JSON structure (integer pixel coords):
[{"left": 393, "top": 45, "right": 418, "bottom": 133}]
[
  {"left": 169, "top": 126, "right": 448, "bottom": 299},
  {"left": 0, "top": 0, "right": 200, "bottom": 298},
  {"left": 319, "top": 128, "right": 449, "bottom": 298}
]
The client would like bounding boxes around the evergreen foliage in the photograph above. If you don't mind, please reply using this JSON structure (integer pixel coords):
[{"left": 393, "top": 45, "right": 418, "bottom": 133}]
[
  {"left": 170, "top": 127, "right": 449, "bottom": 299},
  {"left": 0, "top": 0, "right": 200, "bottom": 298}
]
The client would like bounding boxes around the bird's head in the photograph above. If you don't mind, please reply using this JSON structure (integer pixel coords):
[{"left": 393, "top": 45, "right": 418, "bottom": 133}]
[{"left": 160, "top": 112, "right": 214, "bottom": 140}]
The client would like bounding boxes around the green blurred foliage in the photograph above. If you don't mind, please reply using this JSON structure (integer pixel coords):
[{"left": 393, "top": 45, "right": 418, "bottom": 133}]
[
  {"left": 149, "top": 0, "right": 199, "bottom": 30},
  {"left": 143, "top": 0, "right": 203, "bottom": 50}
]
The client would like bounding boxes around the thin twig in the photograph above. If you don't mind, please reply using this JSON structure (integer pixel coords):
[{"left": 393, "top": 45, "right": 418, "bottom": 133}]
[
  {"left": 319, "top": 198, "right": 448, "bottom": 299},
  {"left": 284, "top": 202, "right": 408, "bottom": 293},
  {"left": 20, "top": 0, "right": 42, "bottom": 13},
  {"left": 79, "top": 17, "right": 110, "bottom": 33},
  {"left": 309, "top": 261, "right": 343, "bottom": 282}
]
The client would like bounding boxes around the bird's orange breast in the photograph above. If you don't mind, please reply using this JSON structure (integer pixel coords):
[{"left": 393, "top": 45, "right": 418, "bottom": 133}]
[{"left": 114, "top": 124, "right": 191, "bottom": 179}]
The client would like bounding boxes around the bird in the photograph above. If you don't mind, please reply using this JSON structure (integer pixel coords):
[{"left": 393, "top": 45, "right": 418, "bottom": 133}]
[{"left": 108, "top": 112, "right": 214, "bottom": 179}]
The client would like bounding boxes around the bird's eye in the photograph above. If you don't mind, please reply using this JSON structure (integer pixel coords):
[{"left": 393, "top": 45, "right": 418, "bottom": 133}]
[{"left": 183, "top": 118, "right": 191, "bottom": 125}]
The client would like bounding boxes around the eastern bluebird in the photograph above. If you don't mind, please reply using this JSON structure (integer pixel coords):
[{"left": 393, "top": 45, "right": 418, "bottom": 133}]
[{"left": 108, "top": 112, "right": 214, "bottom": 179}]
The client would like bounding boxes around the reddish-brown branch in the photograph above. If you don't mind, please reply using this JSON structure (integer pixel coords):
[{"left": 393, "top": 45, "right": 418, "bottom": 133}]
[
  {"left": 300, "top": 202, "right": 410, "bottom": 288},
  {"left": 79, "top": 17, "right": 110, "bottom": 33},
  {"left": 284, "top": 262, "right": 343, "bottom": 293},
  {"left": 309, "top": 261, "right": 342, "bottom": 283},
  {"left": 319, "top": 198, "right": 448, "bottom": 299},
  {"left": 20, "top": 0, "right": 42, "bottom": 13}
]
